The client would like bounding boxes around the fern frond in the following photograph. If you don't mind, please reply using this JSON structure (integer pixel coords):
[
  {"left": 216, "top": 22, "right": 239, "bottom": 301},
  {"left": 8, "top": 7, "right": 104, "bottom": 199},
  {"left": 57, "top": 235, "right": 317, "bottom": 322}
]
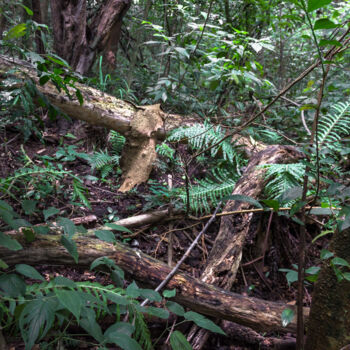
[
  {"left": 318, "top": 101, "right": 350, "bottom": 147},
  {"left": 168, "top": 121, "right": 243, "bottom": 168},
  {"left": 133, "top": 307, "right": 153, "bottom": 350},
  {"left": 180, "top": 167, "right": 237, "bottom": 214},
  {"left": 260, "top": 163, "right": 305, "bottom": 200},
  {"left": 108, "top": 130, "right": 126, "bottom": 154}
]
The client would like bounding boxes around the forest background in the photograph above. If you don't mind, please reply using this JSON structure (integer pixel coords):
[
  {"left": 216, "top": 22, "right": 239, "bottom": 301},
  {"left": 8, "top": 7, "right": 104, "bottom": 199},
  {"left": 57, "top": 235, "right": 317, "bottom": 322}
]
[{"left": 0, "top": 0, "right": 350, "bottom": 349}]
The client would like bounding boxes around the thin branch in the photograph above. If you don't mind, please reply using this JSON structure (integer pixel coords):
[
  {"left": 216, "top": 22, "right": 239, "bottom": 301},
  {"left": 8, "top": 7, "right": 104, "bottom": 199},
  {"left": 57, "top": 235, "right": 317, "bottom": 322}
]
[{"left": 140, "top": 201, "right": 222, "bottom": 307}]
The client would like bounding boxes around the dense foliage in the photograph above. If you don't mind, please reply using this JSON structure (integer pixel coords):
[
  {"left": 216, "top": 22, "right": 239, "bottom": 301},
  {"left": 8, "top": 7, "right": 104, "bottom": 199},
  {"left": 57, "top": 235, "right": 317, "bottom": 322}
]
[{"left": 1, "top": 0, "right": 350, "bottom": 349}]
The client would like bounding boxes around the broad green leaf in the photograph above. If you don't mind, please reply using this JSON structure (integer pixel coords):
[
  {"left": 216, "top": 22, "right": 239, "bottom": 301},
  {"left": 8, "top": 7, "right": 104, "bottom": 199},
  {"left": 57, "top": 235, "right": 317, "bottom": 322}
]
[
  {"left": 320, "top": 249, "right": 334, "bottom": 260},
  {"left": 8, "top": 219, "right": 32, "bottom": 230},
  {"left": 105, "top": 223, "right": 132, "bottom": 233},
  {"left": 39, "top": 75, "right": 50, "bottom": 85},
  {"left": 105, "top": 292, "right": 130, "bottom": 306},
  {"left": 0, "top": 274, "right": 26, "bottom": 297},
  {"left": 314, "top": 18, "right": 338, "bottom": 30},
  {"left": 19, "top": 297, "right": 56, "bottom": 350},
  {"left": 105, "top": 322, "right": 134, "bottom": 338},
  {"left": 53, "top": 276, "right": 76, "bottom": 288},
  {"left": 22, "top": 227, "right": 35, "bottom": 243},
  {"left": 33, "top": 225, "right": 50, "bottom": 235},
  {"left": 163, "top": 289, "right": 176, "bottom": 298},
  {"left": 174, "top": 47, "right": 190, "bottom": 59},
  {"left": 332, "top": 257, "right": 350, "bottom": 268},
  {"left": 75, "top": 89, "right": 84, "bottom": 106},
  {"left": 0, "top": 259, "right": 8, "bottom": 269},
  {"left": 223, "top": 194, "right": 262, "bottom": 208},
  {"left": 43, "top": 207, "right": 59, "bottom": 221},
  {"left": 281, "top": 308, "right": 294, "bottom": 327},
  {"left": 19, "top": 4, "right": 33, "bottom": 16},
  {"left": 139, "top": 289, "right": 162, "bottom": 302},
  {"left": 90, "top": 256, "right": 117, "bottom": 270},
  {"left": 305, "top": 266, "right": 320, "bottom": 275},
  {"left": 57, "top": 217, "right": 76, "bottom": 237},
  {"left": 80, "top": 308, "right": 104, "bottom": 342},
  {"left": 61, "top": 236, "right": 78, "bottom": 263},
  {"left": 0, "top": 232, "right": 23, "bottom": 251},
  {"left": 46, "top": 54, "right": 69, "bottom": 67},
  {"left": 145, "top": 306, "right": 169, "bottom": 319},
  {"left": 279, "top": 268, "right": 298, "bottom": 286},
  {"left": 261, "top": 199, "right": 280, "bottom": 211},
  {"left": 307, "top": 0, "right": 332, "bottom": 12},
  {"left": 319, "top": 39, "right": 342, "bottom": 47},
  {"left": 5, "top": 23, "right": 27, "bottom": 40},
  {"left": 56, "top": 289, "right": 82, "bottom": 321},
  {"left": 21, "top": 200, "right": 37, "bottom": 215},
  {"left": 184, "top": 311, "right": 225, "bottom": 335},
  {"left": 95, "top": 230, "right": 116, "bottom": 243},
  {"left": 170, "top": 331, "right": 192, "bottom": 350},
  {"left": 342, "top": 272, "right": 350, "bottom": 281},
  {"left": 15, "top": 264, "right": 45, "bottom": 281},
  {"left": 166, "top": 301, "right": 185, "bottom": 316},
  {"left": 126, "top": 281, "right": 140, "bottom": 298},
  {"left": 107, "top": 332, "right": 142, "bottom": 350}
]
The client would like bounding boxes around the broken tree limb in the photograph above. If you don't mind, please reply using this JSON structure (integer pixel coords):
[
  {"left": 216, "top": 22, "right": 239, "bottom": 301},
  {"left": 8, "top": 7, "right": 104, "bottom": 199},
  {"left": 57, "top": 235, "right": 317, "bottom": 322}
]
[{"left": 0, "top": 231, "right": 308, "bottom": 334}]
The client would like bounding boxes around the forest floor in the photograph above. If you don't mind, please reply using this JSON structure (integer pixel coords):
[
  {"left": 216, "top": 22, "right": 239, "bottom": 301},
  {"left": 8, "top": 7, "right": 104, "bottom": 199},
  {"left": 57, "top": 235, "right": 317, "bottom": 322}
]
[{"left": 0, "top": 118, "right": 324, "bottom": 349}]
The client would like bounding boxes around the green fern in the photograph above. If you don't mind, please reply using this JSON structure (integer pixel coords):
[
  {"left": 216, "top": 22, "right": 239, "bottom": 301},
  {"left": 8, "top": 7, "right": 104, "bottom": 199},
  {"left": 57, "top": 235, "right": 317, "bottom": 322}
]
[
  {"left": 133, "top": 306, "right": 153, "bottom": 350},
  {"left": 180, "top": 167, "right": 238, "bottom": 214},
  {"left": 260, "top": 163, "right": 305, "bottom": 201},
  {"left": 88, "top": 150, "right": 120, "bottom": 178},
  {"left": 168, "top": 121, "right": 244, "bottom": 168},
  {"left": 317, "top": 100, "right": 350, "bottom": 147},
  {"left": 108, "top": 130, "right": 126, "bottom": 154}
]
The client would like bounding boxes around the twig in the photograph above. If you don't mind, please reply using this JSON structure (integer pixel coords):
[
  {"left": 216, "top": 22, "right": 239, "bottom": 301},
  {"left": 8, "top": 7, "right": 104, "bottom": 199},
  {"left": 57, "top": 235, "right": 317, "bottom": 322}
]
[{"left": 140, "top": 201, "right": 222, "bottom": 307}]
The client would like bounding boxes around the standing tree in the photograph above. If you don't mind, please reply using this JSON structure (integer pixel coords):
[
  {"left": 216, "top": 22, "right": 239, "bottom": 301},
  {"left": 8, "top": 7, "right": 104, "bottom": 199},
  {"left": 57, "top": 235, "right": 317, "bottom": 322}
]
[{"left": 50, "top": 0, "right": 131, "bottom": 75}]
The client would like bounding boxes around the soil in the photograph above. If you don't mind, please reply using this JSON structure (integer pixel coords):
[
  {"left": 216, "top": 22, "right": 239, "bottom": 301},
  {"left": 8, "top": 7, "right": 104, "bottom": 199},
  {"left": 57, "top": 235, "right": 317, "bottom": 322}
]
[{"left": 0, "top": 117, "right": 323, "bottom": 350}]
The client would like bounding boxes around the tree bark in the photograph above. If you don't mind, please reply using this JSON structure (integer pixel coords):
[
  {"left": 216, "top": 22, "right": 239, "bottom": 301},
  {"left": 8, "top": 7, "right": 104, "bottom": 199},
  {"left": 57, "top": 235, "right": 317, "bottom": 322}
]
[
  {"left": 305, "top": 227, "right": 350, "bottom": 350},
  {"left": 32, "top": 0, "right": 45, "bottom": 54},
  {"left": 50, "top": 0, "right": 131, "bottom": 75},
  {"left": 0, "top": 230, "right": 308, "bottom": 334},
  {"left": 188, "top": 145, "right": 304, "bottom": 348}
]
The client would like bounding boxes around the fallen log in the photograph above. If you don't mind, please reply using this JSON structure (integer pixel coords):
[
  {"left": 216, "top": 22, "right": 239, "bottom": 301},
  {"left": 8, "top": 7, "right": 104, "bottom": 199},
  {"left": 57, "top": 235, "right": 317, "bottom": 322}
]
[
  {"left": 0, "top": 54, "right": 194, "bottom": 192},
  {"left": 0, "top": 231, "right": 308, "bottom": 333}
]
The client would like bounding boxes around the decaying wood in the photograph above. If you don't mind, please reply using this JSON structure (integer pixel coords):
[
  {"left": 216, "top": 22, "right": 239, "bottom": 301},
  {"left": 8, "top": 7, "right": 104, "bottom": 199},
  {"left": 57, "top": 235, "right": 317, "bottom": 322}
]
[
  {"left": 189, "top": 145, "right": 304, "bottom": 348},
  {"left": 202, "top": 145, "right": 303, "bottom": 287},
  {"left": 0, "top": 231, "right": 308, "bottom": 334}
]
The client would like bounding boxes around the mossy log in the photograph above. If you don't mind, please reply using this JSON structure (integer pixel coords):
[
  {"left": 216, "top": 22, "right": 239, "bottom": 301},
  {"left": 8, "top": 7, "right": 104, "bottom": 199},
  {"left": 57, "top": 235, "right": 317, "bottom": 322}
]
[{"left": 0, "top": 231, "right": 308, "bottom": 334}]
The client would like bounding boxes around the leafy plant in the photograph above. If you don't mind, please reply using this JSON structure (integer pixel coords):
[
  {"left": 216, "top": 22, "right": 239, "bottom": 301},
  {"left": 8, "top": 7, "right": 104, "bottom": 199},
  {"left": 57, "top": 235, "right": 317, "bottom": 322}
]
[{"left": 259, "top": 163, "right": 306, "bottom": 202}]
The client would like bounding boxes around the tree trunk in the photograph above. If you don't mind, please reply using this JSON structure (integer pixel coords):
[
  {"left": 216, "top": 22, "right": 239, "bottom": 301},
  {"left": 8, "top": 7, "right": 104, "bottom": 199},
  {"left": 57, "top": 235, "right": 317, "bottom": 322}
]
[
  {"left": 305, "top": 227, "right": 350, "bottom": 350},
  {"left": 50, "top": 0, "right": 131, "bottom": 75},
  {"left": 0, "top": 230, "right": 307, "bottom": 334},
  {"left": 32, "top": 0, "right": 45, "bottom": 54}
]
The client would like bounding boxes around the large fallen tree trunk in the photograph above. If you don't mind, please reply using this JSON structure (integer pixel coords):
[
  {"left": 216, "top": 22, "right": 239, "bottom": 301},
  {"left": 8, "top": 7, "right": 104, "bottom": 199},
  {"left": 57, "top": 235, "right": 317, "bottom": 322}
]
[
  {"left": 0, "top": 231, "right": 308, "bottom": 334},
  {"left": 0, "top": 55, "right": 192, "bottom": 192}
]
